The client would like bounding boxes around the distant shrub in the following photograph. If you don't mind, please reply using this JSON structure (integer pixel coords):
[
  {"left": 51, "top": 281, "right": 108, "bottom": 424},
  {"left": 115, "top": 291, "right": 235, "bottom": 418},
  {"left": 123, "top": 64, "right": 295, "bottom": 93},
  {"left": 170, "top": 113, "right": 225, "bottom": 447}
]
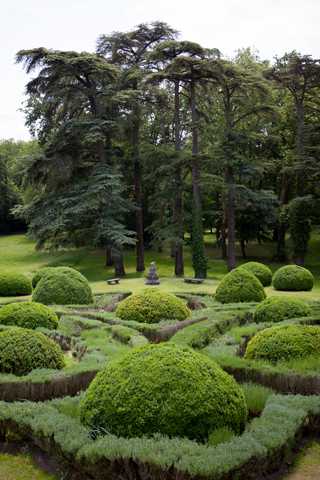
[
  {"left": 272, "top": 265, "right": 314, "bottom": 291},
  {"left": 254, "top": 296, "right": 311, "bottom": 323},
  {"left": 80, "top": 343, "right": 247, "bottom": 441},
  {"left": 0, "top": 327, "right": 65, "bottom": 375},
  {"left": 116, "top": 288, "right": 190, "bottom": 323},
  {"left": 32, "top": 272, "right": 93, "bottom": 305},
  {"left": 0, "top": 272, "right": 32, "bottom": 297},
  {"left": 0, "top": 301, "right": 58, "bottom": 330},
  {"left": 215, "top": 268, "right": 266, "bottom": 304},
  {"left": 245, "top": 324, "right": 320, "bottom": 362},
  {"left": 239, "top": 262, "right": 272, "bottom": 287},
  {"left": 32, "top": 266, "right": 88, "bottom": 288}
]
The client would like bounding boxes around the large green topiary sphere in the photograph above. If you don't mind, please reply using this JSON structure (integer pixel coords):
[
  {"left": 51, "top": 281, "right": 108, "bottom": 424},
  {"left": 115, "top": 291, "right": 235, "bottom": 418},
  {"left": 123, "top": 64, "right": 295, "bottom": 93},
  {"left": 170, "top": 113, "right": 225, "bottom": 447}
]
[
  {"left": 32, "top": 266, "right": 89, "bottom": 288},
  {"left": 254, "top": 296, "right": 311, "bottom": 323},
  {"left": 116, "top": 288, "right": 191, "bottom": 323},
  {"left": 80, "top": 343, "right": 247, "bottom": 441},
  {"left": 239, "top": 262, "right": 272, "bottom": 287},
  {"left": 0, "top": 302, "right": 58, "bottom": 330},
  {"left": 0, "top": 327, "right": 65, "bottom": 375},
  {"left": 0, "top": 272, "right": 32, "bottom": 297},
  {"left": 215, "top": 268, "right": 266, "bottom": 304},
  {"left": 272, "top": 265, "right": 314, "bottom": 291},
  {"left": 32, "top": 272, "right": 93, "bottom": 305},
  {"left": 245, "top": 324, "right": 320, "bottom": 362}
]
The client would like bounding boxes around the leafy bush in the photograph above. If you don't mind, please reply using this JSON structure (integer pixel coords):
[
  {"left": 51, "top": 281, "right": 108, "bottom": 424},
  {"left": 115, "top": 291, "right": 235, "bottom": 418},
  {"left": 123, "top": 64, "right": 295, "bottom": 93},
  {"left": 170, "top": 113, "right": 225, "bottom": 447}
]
[
  {"left": 242, "top": 383, "right": 274, "bottom": 415},
  {"left": 80, "top": 343, "right": 247, "bottom": 441},
  {"left": 208, "top": 426, "right": 235, "bottom": 446},
  {"left": 0, "top": 327, "right": 65, "bottom": 375},
  {"left": 32, "top": 266, "right": 88, "bottom": 288},
  {"left": 215, "top": 269, "right": 266, "bottom": 304},
  {"left": 245, "top": 324, "right": 320, "bottom": 362},
  {"left": 0, "top": 301, "right": 58, "bottom": 330},
  {"left": 254, "top": 296, "right": 311, "bottom": 323},
  {"left": 0, "top": 271, "right": 32, "bottom": 297},
  {"left": 111, "top": 324, "right": 140, "bottom": 344},
  {"left": 239, "top": 262, "right": 272, "bottom": 287},
  {"left": 272, "top": 265, "right": 314, "bottom": 291},
  {"left": 32, "top": 272, "right": 94, "bottom": 305},
  {"left": 115, "top": 288, "right": 191, "bottom": 323}
]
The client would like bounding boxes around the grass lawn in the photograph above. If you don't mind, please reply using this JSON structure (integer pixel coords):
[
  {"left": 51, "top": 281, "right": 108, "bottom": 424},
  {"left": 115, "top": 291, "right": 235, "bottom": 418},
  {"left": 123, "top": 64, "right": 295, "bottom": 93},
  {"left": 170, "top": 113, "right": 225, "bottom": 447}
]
[
  {"left": 0, "top": 453, "right": 55, "bottom": 480},
  {"left": 0, "top": 232, "right": 319, "bottom": 300}
]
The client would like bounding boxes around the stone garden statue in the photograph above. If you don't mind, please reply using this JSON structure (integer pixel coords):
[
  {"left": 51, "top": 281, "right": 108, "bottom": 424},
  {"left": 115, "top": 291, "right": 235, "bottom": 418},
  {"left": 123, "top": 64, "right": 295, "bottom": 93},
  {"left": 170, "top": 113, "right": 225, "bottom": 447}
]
[{"left": 145, "top": 261, "right": 160, "bottom": 285}]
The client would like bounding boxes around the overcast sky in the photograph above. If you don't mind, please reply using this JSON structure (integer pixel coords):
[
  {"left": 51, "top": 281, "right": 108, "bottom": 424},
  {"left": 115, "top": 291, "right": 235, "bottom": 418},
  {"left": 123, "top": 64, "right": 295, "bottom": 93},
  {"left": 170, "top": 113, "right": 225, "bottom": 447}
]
[{"left": 1, "top": 0, "right": 320, "bottom": 140}]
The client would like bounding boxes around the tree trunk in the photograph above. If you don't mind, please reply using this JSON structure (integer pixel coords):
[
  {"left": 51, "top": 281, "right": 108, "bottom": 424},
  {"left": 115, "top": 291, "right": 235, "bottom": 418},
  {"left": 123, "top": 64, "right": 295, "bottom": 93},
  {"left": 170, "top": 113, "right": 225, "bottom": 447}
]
[
  {"left": 173, "top": 80, "right": 184, "bottom": 276},
  {"left": 105, "top": 246, "right": 113, "bottom": 267},
  {"left": 225, "top": 165, "right": 236, "bottom": 270},
  {"left": 132, "top": 110, "right": 145, "bottom": 272},
  {"left": 240, "top": 239, "right": 247, "bottom": 259},
  {"left": 190, "top": 80, "right": 207, "bottom": 278},
  {"left": 113, "top": 249, "right": 126, "bottom": 277}
]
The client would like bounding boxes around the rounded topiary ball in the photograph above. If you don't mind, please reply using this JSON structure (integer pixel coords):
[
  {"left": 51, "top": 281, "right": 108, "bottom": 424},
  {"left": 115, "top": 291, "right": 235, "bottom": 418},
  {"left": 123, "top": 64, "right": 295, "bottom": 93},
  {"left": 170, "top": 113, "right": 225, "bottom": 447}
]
[
  {"left": 239, "top": 262, "right": 272, "bottom": 287},
  {"left": 0, "top": 302, "right": 58, "bottom": 330},
  {"left": 32, "top": 272, "right": 93, "bottom": 305},
  {"left": 0, "top": 272, "right": 32, "bottom": 297},
  {"left": 80, "top": 343, "right": 247, "bottom": 440},
  {"left": 0, "top": 327, "right": 65, "bottom": 375},
  {"left": 215, "top": 268, "right": 266, "bottom": 304},
  {"left": 254, "top": 296, "right": 311, "bottom": 323},
  {"left": 272, "top": 265, "right": 314, "bottom": 291},
  {"left": 245, "top": 324, "right": 320, "bottom": 362},
  {"left": 115, "top": 288, "right": 191, "bottom": 323},
  {"left": 32, "top": 266, "right": 88, "bottom": 288}
]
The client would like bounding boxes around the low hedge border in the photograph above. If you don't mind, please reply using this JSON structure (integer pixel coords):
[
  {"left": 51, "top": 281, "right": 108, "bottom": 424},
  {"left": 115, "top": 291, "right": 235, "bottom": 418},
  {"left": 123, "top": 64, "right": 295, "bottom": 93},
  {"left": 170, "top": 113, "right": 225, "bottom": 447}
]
[{"left": 0, "top": 395, "right": 319, "bottom": 480}]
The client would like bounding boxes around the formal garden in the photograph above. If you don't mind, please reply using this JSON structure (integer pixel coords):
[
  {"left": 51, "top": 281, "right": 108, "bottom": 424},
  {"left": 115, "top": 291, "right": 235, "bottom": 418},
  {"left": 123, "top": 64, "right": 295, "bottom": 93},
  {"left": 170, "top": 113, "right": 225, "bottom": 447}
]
[{"left": 1, "top": 13, "right": 320, "bottom": 479}]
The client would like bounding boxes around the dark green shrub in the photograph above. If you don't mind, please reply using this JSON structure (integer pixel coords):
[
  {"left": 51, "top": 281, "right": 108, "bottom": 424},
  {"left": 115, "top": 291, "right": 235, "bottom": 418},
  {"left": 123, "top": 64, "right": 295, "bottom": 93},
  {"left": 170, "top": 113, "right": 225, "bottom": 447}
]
[
  {"left": 0, "top": 301, "right": 58, "bottom": 330},
  {"left": 254, "top": 296, "right": 311, "bottom": 323},
  {"left": 215, "top": 269, "right": 266, "bottom": 304},
  {"left": 245, "top": 324, "right": 320, "bottom": 362},
  {"left": 116, "top": 288, "right": 191, "bottom": 323},
  {"left": 0, "top": 271, "right": 32, "bottom": 297},
  {"left": 32, "top": 272, "right": 93, "bottom": 305},
  {"left": 32, "top": 266, "right": 88, "bottom": 288},
  {"left": 80, "top": 343, "right": 247, "bottom": 441},
  {"left": 272, "top": 265, "right": 314, "bottom": 291},
  {"left": 0, "top": 327, "right": 65, "bottom": 375},
  {"left": 239, "top": 262, "right": 272, "bottom": 287}
]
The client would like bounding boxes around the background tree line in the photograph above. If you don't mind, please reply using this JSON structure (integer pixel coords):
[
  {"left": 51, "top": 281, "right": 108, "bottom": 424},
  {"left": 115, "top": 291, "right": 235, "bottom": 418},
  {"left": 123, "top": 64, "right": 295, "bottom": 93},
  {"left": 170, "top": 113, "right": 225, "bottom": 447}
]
[{"left": 2, "top": 22, "right": 320, "bottom": 277}]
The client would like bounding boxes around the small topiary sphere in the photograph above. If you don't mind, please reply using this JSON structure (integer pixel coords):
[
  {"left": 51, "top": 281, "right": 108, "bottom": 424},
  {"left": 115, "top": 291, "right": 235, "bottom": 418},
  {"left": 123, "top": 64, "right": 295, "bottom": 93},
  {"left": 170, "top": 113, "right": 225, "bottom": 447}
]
[
  {"left": 32, "top": 272, "right": 93, "bottom": 305},
  {"left": 80, "top": 343, "right": 247, "bottom": 441},
  {"left": 0, "top": 302, "right": 58, "bottom": 330},
  {"left": 239, "top": 262, "right": 272, "bottom": 287},
  {"left": 0, "top": 327, "right": 65, "bottom": 375},
  {"left": 32, "top": 266, "right": 89, "bottom": 288},
  {"left": 215, "top": 268, "right": 266, "bottom": 304},
  {"left": 116, "top": 288, "right": 191, "bottom": 323},
  {"left": 0, "top": 272, "right": 32, "bottom": 297},
  {"left": 245, "top": 324, "right": 320, "bottom": 362},
  {"left": 254, "top": 296, "right": 311, "bottom": 323},
  {"left": 272, "top": 265, "right": 314, "bottom": 291}
]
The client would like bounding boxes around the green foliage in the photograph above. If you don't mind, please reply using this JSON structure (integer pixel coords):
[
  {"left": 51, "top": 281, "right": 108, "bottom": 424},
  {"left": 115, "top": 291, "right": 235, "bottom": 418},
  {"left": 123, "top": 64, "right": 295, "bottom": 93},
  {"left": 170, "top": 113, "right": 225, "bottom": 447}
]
[
  {"left": 0, "top": 271, "right": 32, "bottom": 297},
  {"left": 32, "top": 272, "right": 94, "bottom": 305},
  {"left": 239, "top": 262, "right": 272, "bottom": 286},
  {"left": 254, "top": 296, "right": 311, "bottom": 323},
  {"left": 32, "top": 266, "right": 88, "bottom": 288},
  {"left": 0, "top": 327, "right": 65, "bottom": 375},
  {"left": 111, "top": 324, "right": 141, "bottom": 344},
  {"left": 116, "top": 288, "right": 190, "bottom": 323},
  {"left": 245, "top": 324, "right": 320, "bottom": 362},
  {"left": 191, "top": 205, "right": 207, "bottom": 279},
  {"left": 272, "top": 265, "right": 314, "bottom": 291},
  {"left": 0, "top": 301, "right": 58, "bottom": 330},
  {"left": 80, "top": 343, "right": 247, "bottom": 441},
  {"left": 288, "top": 196, "right": 313, "bottom": 262},
  {"left": 215, "top": 268, "right": 266, "bottom": 304},
  {"left": 208, "top": 427, "right": 235, "bottom": 446},
  {"left": 242, "top": 383, "right": 274, "bottom": 415}
]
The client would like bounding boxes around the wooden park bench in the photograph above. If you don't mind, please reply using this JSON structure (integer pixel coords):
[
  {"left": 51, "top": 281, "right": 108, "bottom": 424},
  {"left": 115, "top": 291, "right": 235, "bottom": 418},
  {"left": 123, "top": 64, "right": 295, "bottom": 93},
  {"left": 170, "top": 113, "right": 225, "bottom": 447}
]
[
  {"left": 183, "top": 278, "right": 204, "bottom": 284},
  {"left": 107, "top": 278, "right": 120, "bottom": 285}
]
